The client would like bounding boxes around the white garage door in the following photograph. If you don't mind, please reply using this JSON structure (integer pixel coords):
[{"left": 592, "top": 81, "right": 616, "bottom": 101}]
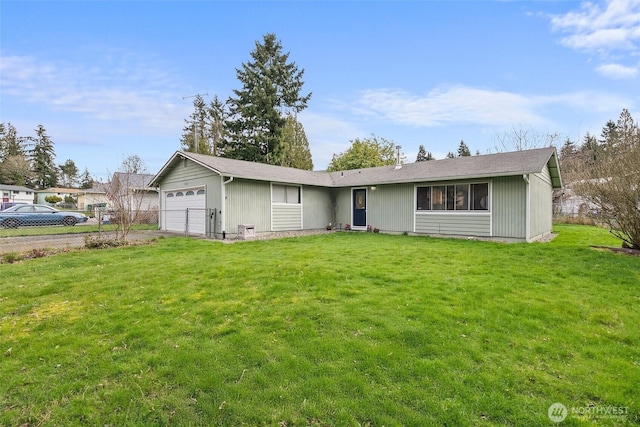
[{"left": 164, "top": 188, "right": 206, "bottom": 234}]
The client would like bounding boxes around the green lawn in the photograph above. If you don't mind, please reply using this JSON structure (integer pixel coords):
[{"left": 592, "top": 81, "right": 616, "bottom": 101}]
[{"left": 1, "top": 225, "right": 638, "bottom": 426}]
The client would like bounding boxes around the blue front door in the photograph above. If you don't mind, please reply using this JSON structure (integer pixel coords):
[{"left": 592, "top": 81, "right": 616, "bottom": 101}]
[{"left": 352, "top": 189, "right": 367, "bottom": 227}]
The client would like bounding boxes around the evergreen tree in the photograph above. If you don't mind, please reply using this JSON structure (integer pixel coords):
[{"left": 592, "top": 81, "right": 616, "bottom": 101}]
[
  {"left": 0, "top": 123, "right": 32, "bottom": 185},
  {"left": 180, "top": 94, "right": 212, "bottom": 155},
  {"left": 0, "top": 122, "right": 26, "bottom": 161},
  {"left": 445, "top": 151, "right": 456, "bottom": 159},
  {"left": 457, "top": 140, "right": 471, "bottom": 157},
  {"left": 79, "top": 167, "right": 94, "bottom": 189},
  {"left": 208, "top": 95, "right": 229, "bottom": 156},
  {"left": 29, "top": 125, "right": 58, "bottom": 189},
  {"left": 225, "top": 33, "right": 311, "bottom": 164},
  {"left": 280, "top": 114, "right": 313, "bottom": 170},
  {"left": 416, "top": 145, "right": 427, "bottom": 162},
  {"left": 59, "top": 159, "right": 79, "bottom": 188},
  {"left": 416, "top": 145, "right": 434, "bottom": 162}
]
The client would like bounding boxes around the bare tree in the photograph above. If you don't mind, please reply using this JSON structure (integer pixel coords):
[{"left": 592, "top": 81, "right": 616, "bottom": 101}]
[
  {"left": 494, "top": 125, "right": 561, "bottom": 152},
  {"left": 102, "top": 155, "right": 154, "bottom": 243},
  {"left": 573, "top": 109, "right": 640, "bottom": 249}
]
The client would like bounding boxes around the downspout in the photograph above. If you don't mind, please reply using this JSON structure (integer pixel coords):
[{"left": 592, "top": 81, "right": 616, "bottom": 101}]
[
  {"left": 523, "top": 174, "right": 530, "bottom": 242},
  {"left": 221, "top": 176, "right": 234, "bottom": 239}
]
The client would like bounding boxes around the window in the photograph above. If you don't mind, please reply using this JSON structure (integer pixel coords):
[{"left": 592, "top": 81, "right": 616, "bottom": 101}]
[
  {"left": 196, "top": 189, "right": 205, "bottom": 195},
  {"left": 186, "top": 191, "right": 195, "bottom": 196},
  {"left": 166, "top": 193, "right": 174, "bottom": 198},
  {"left": 175, "top": 192, "right": 184, "bottom": 197},
  {"left": 272, "top": 184, "right": 300, "bottom": 204},
  {"left": 416, "top": 187, "right": 431, "bottom": 210},
  {"left": 471, "top": 183, "right": 489, "bottom": 210},
  {"left": 417, "top": 183, "right": 488, "bottom": 211},
  {"left": 432, "top": 186, "right": 446, "bottom": 210},
  {"left": 455, "top": 185, "right": 469, "bottom": 211}
]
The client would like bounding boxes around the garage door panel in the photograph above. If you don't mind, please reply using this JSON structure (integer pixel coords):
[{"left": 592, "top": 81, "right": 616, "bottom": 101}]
[{"left": 164, "top": 188, "right": 206, "bottom": 234}]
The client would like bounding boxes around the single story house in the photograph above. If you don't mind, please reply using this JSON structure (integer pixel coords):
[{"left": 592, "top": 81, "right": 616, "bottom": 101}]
[
  {"left": 110, "top": 172, "right": 159, "bottom": 211},
  {"left": 36, "top": 187, "right": 80, "bottom": 205},
  {"left": 0, "top": 184, "right": 35, "bottom": 207},
  {"left": 77, "top": 184, "right": 109, "bottom": 211},
  {"left": 149, "top": 147, "right": 562, "bottom": 242}
]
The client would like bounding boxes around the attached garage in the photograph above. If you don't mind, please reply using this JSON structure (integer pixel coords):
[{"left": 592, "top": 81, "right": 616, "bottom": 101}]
[{"left": 163, "top": 188, "right": 206, "bottom": 234}]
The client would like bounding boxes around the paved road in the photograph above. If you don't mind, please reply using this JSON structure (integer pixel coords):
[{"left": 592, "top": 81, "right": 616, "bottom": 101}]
[{"left": 0, "top": 230, "right": 175, "bottom": 254}]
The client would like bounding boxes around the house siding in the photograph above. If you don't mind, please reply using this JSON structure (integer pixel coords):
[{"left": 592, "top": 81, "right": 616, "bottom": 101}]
[
  {"left": 272, "top": 204, "right": 303, "bottom": 231},
  {"left": 368, "top": 184, "right": 414, "bottom": 232},
  {"left": 302, "top": 186, "right": 332, "bottom": 229},
  {"left": 225, "top": 179, "right": 271, "bottom": 234},
  {"left": 492, "top": 176, "right": 526, "bottom": 239},
  {"left": 335, "top": 188, "right": 352, "bottom": 228},
  {"left": 529, "top": 166, "right": 553, "bottom": 240},
  {"left": 415, "top": 213, "right": 492, "bottom": 236}
]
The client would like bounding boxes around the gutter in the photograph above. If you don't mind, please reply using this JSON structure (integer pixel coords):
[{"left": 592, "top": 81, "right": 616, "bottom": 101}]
[{"left": 220, "top": 176, "right": 234, "bottom": 238}]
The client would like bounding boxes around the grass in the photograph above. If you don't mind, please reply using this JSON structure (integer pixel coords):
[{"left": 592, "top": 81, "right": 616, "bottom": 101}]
[{"left": 1, "top": 224, "right": 638, "bottom": 426}]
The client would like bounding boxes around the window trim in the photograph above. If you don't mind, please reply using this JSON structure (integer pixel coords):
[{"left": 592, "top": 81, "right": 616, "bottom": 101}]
[{"left": 271, "top": 183, "right": 301, "bottom": 205}]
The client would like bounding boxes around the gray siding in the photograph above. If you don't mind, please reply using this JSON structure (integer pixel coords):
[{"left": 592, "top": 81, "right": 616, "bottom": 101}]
[
  {"left": 529, "top": 167, "right": 553, "bottom": 239},
  {"left": 335, "top": 188, "right": 352, "bottom": 228},
  {"left": 415, "top": 213, "right": 491, "bottom": 236},
  {"left": 492, "top": 176, "right": 526, "bottom": 239},
  {"left": 368, "top": 184, "right": 414, "bottom": 232},
  {"left": 302, "top": 186, "right": 332, "bottom": 229},
  {"left": 224, "top": 179, "right": 271, "bottom": 234},
  {"left": 272, "top": 204, "right": 302, "bottom": 231}
]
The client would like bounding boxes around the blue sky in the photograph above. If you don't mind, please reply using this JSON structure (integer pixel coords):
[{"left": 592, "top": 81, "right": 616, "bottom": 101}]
[{"left": 1, "top": 1, "right": 639, "bottom": 180}]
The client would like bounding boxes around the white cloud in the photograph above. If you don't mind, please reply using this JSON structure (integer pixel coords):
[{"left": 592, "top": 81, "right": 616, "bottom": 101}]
[
  {"left": 0, "top": 53, "right": 188, "bottom": 134},
  {"left": 596, "top": 62, "right": 639, "bottom": 78},
  {"left": 550, "top": 0, "right": 640, "bottom": 53},
  {"left": 349, "top": 86, "right": 623, "bottom": 129}
]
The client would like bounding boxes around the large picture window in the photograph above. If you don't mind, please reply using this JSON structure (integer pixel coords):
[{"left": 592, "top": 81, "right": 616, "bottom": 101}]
[
  {"left": 272, "top": 184, "right": 301, "bottom": 204},
  {"left": 416, "top": 183, "right": 488, "bottom": 211}
]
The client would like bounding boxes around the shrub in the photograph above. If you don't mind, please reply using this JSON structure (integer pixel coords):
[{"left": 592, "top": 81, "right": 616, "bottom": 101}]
[{"left": 84, "top": 235, "right": 127, "bottom": 249}]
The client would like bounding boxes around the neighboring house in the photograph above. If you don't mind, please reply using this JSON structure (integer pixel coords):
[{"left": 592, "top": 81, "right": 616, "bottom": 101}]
[
  {"left": 0, "top": 184, "right": 36, "bottom": 207},
  {"left": 110, "top": 172, "right": 159, "bottom": 211},
  {"left": 77, "top": 184, "right": 109, "bottom": 211},
  {"left": 553, "top": 182, "right": 598, "bottom": 217},
  {"left": 149, "top": 147, "right": 562, "bottom": 242},
  {"left": 36, "top": 187, "right": 80, "bottom": 205}
]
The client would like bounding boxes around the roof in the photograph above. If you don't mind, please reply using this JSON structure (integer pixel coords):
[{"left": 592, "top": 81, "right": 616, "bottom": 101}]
[
  {"left": 150, "top": 147, "right": 562, "bottom": 189},
  {"left": 40, "top": 187, "right": 80, "bottom": 194},
  {"left": 0, "top": 184, "right": 35, "bottom": 192},
  {"left": 113, "top": 172, "right": 156, "bottom": 189}
]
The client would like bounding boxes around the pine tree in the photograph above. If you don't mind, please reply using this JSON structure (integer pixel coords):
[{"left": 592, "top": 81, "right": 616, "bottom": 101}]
[
  {"left": 416, "top": 145, "right": 427, "bottom": 162},
  {"left": 0, "top": 122, "right": 27, "bottom": 161},
  {"left": 280, "top": 114, "right": 313, "bottom": 170},
  {"left": 416, "top": 145, "right": 434, "bottom": 162},
  {"left": 79, "top": 167, "right": 94, "bottom": 189},
  {"left": 446, "top": 151, "right": 456, "bottom": 159},
  {"left": 180, "top": 94, "right": 212, "bottom": 155},
  {"left": 457, "top": 140, "right": 471, "bottom": 157},
  {"left": 225, "top": 33, "right": 311, "bottom": 164},
  {"left": 29, "top": 125, "right": 58, "bottom": 189},
  {"left": 208, "top": 95, "right": 229, "bottom": 156}
]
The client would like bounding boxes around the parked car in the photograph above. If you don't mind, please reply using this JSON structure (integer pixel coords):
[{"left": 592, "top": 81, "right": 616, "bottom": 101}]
[{"left": 0, "top": 204, "right": 89, "bottom": 228}]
